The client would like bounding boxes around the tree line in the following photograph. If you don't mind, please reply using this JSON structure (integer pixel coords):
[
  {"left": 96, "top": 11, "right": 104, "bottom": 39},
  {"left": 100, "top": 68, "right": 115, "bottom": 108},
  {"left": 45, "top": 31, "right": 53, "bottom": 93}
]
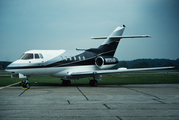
[
  {"left": 0, "top": 61, "right": 11, "bottom": 70},
  {"left": 118, "top": 58, "right": 179, "bottom": 69}
]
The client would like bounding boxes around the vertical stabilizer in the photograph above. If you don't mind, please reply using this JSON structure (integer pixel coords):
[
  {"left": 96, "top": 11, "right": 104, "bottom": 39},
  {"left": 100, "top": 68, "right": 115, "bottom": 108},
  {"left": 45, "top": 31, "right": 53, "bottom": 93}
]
[
  {"left": 98, "top": 25, "right": 125, "bottom": 56},
  {"left": 102, "top": 25, "right": 125, "bottom": 45}
]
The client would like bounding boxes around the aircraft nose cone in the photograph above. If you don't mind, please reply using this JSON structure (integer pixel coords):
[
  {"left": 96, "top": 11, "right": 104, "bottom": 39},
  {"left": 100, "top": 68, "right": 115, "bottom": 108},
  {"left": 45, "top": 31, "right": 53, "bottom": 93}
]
[
  {"left": 5, "top": 64, "right": 10, "bottom": 71},
  {"left": 5, "top": 63, "right": 13, "bottom": 73}
]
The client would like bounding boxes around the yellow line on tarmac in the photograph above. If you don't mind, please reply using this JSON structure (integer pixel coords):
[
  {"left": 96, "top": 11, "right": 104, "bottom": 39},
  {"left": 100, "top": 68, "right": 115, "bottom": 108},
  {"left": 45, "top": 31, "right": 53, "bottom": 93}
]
[{"left": 0, "top": 81, "right": 21, "bottom": 90}]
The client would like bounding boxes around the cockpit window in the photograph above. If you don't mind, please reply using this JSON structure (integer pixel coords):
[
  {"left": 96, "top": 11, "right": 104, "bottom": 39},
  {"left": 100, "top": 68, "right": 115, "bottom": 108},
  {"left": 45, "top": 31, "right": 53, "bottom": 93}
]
[
  {"left": 19, "top": 53, "right": 43, "bottom": 60},
  {"left": 39, "top": 53, "right": 43, "bottom": 59},
  {"left": 21, "top": 53, "right": 33, "bottom": 60},
  {"left": 19, "top": 54, "right": 25, "bottom": 59},
  {"left": 35, "top": 54, "right": 40, "bottom": 59}
]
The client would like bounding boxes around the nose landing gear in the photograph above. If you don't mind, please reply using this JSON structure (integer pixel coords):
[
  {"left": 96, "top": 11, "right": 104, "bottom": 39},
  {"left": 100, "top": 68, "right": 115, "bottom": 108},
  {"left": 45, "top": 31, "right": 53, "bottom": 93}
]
[{"left": 21, "top": 76, "right": 30, "bottom": 89}]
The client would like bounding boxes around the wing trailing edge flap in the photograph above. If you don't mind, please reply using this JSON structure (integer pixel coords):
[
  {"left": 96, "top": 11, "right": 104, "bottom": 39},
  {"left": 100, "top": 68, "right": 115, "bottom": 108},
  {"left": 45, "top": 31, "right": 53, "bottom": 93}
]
[
  {"left": 70, "top": 66, "right": 174, "bottom": 76},
  {"left": 91, "top": 35, "right": 150, "bottom": 39}
]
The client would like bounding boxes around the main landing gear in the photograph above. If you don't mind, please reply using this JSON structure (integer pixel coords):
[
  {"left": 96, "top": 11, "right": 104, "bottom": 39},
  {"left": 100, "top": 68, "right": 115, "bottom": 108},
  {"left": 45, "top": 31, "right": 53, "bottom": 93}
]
[
  {"left": 89, "top": 75, "right": 100, "bottom": 86},
  {"left": 61, "top": 75, "right": 100, "bottom": 86},
  {"left": 62, "top": 80, "right": 71, "bottom": 86},
  {"left": 89, "top": 79, "right": 98, "bottom": 86},
  {"left": 21, "top": 76, "right": 30, "bottom": 89},
  {"left": 61, "top": 79, "right": 98, "bottom": 86}
]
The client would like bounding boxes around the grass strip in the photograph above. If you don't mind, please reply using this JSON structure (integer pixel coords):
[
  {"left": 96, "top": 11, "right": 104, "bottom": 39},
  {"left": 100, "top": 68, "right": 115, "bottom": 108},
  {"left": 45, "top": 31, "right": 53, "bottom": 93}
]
[{"left": 0, "top": 72, "right": 179, "bottom": 86}]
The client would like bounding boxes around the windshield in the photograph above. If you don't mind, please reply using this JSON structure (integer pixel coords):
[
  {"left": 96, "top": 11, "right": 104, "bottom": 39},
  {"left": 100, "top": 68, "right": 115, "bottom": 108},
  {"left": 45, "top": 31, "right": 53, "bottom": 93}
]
[
  {"left": 19, "top": 53, "right": 44, "bottom": 60},
  {"left": 39, "top": 53, "right": 43, "bottom": 59},
  {"left": 21, "top": 53, "right": 33, "bottom": 60},
  {"left": 19, "top": 54, "right": 25, "bottom": 59}
]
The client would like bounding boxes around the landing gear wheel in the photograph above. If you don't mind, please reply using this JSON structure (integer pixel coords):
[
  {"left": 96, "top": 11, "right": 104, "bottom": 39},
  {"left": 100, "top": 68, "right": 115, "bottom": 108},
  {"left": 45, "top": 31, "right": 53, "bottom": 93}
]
[
  {"left": 22, "top": 82, "right": 30, "bottom": 89},
  {"left": 26, "top": 83, "right": 30, "bottom": 89},
  {"left": 62, "top": 80, "right": 71, "bottom": 86},
  {"left": 89, "top": 80, "right": 98, "bottom": 86},
  {"left": 67, "top": 80, "right": 71, "bottom": 86},
  {"left": 22, "top": 77, "right": 30, "bottom": 89}
]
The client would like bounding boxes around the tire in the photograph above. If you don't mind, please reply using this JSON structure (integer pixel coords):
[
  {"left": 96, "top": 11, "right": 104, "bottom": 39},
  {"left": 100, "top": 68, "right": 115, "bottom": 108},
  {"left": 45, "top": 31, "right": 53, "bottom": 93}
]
[
  {"left": 62, "top": 80, "right": 71, "bottom": 86},
  {"left": 89, "top": 80, "right": 98, "bottom": 86},
  {"left": 94, "top": 80, "right": 98, "bottom": 86},
  {"left": 23, "top": 82, "right": 30, "bottom": 89},
  {"left": 67, "top": 80, "right": 71, "bottom": 86},
  {"left": 26, "top": 83, "right": 30, "bottom": 89},
  {"left": 89, "top": 80, "right": 94, "bottom": 86}
]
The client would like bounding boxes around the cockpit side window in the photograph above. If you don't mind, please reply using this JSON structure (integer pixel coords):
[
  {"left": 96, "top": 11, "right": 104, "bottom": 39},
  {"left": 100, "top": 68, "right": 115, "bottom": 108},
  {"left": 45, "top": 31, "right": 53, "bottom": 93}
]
[
  {"left": 19, "top": 53, "right": 25, "bottom": 59},
  {"left": 39, "top": 53, "right": 43, "bottom": 59},
  {"left": 35, "top": 54, "right": 40, "bottom": 59},
  {"left": 21, "top": 53, "right": 33, "bottom": 60}
]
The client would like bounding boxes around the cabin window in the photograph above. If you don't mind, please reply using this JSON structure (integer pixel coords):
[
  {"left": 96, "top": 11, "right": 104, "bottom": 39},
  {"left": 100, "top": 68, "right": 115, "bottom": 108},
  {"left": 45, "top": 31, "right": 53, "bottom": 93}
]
[
  {"left": 21, "top": 53, "right": 33, "bottom": 60},
  {"left": 74, "top": 56, "right": 76, "bottom": 61},
  {"left": 68, "top": 56, "right": 72, "bottom": 61},
  {"left": 69, "top": 56, "right": 72, "bottom": 61},
  {"left": 61, "top": 56, "right": 63, "bottom": 61},
  {"left": 35, "top": 54, "right": 40, "bottom": 59},
  {"left": 78, "top": 56, "right": 81, "bottom": 61},
  {"left": 83, "top": 56, "right": 85, "bottom": 60},
  {"left": 39, "top": 53, "right": 43, "bottom": 59},
  {"left": 65, "top": 56, "right": 68, "bottom": 61}
]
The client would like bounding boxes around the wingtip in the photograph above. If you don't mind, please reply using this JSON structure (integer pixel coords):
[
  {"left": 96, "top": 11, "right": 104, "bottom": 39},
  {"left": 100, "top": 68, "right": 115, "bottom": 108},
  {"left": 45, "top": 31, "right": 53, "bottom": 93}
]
[{"left": 145, "top": 35, "right": 151, "bottom": 38}]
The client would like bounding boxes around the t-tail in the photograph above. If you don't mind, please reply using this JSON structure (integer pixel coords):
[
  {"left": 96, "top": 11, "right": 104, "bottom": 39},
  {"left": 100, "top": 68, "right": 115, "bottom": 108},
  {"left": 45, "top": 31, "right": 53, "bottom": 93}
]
[{"left": 90, "top": 25, "right": 150, "bottom": 57}]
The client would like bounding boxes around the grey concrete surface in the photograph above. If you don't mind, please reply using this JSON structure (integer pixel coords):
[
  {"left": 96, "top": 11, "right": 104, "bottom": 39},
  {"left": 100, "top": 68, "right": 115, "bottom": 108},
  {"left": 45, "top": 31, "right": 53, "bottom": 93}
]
[{"left": 0, "top": 84, "right": 179, "bottom": 120}]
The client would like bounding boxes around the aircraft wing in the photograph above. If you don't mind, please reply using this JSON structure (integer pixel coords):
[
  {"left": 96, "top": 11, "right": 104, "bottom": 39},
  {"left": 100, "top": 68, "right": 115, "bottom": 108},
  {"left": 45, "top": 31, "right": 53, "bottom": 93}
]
[
  {"left": 91, "top": 35, "right": 150, "bottom": 39},
  {"left": 70, "top": 66, "right": 174, "bottom": 77}
]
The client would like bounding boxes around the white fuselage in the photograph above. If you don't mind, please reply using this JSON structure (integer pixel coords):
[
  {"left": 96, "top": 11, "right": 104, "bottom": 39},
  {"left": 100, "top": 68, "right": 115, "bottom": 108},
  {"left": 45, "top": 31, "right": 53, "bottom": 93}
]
[{"left": 6, "top": 49, "right": 117, "bottom": 79}]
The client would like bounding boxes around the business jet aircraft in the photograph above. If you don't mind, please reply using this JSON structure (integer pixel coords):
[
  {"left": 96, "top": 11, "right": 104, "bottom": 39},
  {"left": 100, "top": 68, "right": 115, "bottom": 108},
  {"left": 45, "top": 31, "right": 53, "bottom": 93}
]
[{"left": 5, "top": 25, "right": 172, "bottom": 89}]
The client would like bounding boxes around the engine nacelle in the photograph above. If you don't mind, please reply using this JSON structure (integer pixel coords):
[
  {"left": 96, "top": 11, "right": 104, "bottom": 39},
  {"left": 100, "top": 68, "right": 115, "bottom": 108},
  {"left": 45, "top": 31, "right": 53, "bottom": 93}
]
[{"left": 95, "top": 56, "right": 118, "bottom": 69}]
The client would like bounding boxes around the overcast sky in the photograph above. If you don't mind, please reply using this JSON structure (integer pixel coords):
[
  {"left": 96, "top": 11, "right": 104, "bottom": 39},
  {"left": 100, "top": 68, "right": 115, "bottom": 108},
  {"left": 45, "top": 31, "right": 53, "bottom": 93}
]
[{"left": 0, "top": 0, "right": 179, "bottom": 61}]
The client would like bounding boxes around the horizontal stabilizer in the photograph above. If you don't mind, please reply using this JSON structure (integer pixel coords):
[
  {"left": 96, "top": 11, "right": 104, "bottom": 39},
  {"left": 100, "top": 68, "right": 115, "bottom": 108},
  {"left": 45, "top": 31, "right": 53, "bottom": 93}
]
[
  {"left": 91, "top": 37, "right": 108, "bottom": 39},
  {"left": 76, "top": 48, "right": 87, "bottom": 51},
  {"left": 91, "top": 35, "right": 150, "bottom": 39}
]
